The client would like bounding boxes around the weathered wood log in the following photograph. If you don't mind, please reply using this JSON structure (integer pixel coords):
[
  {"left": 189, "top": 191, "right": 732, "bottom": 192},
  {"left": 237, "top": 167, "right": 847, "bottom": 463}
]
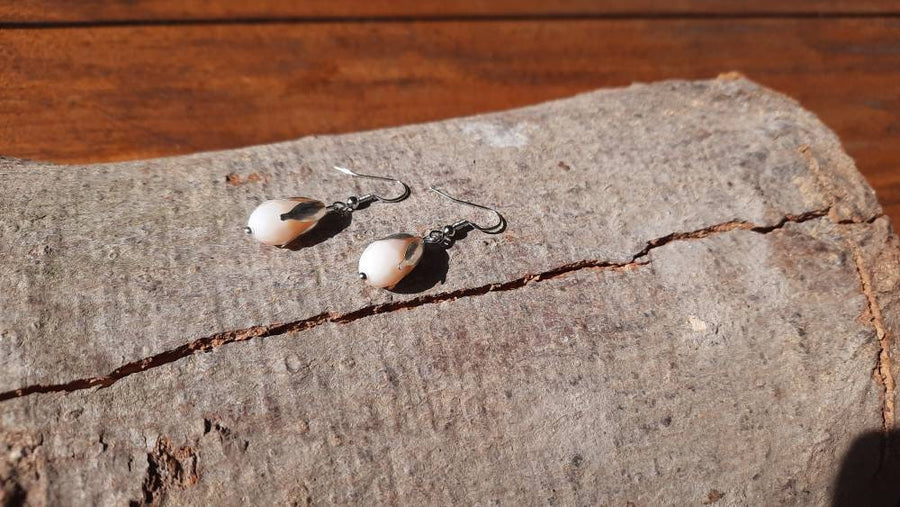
[{"left": 0, "top": 76, "right": 897, "bottom": 505}]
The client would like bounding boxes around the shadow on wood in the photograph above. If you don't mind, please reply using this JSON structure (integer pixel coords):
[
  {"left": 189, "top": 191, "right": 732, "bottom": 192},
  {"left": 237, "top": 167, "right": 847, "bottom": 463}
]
[
  {"left": 283, "top": 210, "right": 352, "bottom": 250},
  {"left": 833, "top": 430, "right": 900, "bottom": 506},
  {"left": 390, "top": 245, "right": 450, "bottom": 294}
]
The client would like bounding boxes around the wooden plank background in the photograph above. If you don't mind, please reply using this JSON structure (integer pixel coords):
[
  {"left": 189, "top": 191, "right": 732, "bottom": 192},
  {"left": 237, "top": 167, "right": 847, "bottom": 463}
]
[
  {"left": 0, "top": 2, "right": 897, "bottom": 222},
  {"left": 3, "top": 1, "right": 900, "bottom": 21}
]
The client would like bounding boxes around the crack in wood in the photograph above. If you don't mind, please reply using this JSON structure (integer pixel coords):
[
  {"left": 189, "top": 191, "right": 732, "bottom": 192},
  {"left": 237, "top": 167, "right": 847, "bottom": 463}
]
[
  {"left": 840, "top": 232, "right": 897, "bottom": 477},
  {"left": 837, "top": 215, "right": 884, "bottom": 225},
  {"left": 0, "top": 208, "right": 865, "bottom": 403},
  {"left": 850, "top": 247, "right": 895, "bottom": 434},
  {"left": 629, "top": 207, "right": 832, "bottom": 261}
]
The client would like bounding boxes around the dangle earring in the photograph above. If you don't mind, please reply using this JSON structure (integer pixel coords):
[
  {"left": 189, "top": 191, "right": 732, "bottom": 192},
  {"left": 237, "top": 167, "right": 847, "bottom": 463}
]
[
  {"left": 245, "top": 166, "right": 410, "bottom": 246},
  {"left": 357, "top": 186, "right": 506, "bottom": 289}
]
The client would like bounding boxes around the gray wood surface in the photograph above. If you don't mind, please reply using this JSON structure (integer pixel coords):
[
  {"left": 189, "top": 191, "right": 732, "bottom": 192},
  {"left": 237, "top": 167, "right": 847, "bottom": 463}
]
[{"left": 0, "top": 77, "right": 897, "bottom": 505}]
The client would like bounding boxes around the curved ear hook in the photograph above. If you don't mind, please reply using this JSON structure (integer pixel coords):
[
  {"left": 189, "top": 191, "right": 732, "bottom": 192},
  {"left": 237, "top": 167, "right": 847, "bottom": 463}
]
[
  {"left": 334, "top": 166, "right": 411, "bottom": 204},
  {"left": 429, "top": 186, "right": 507, "bottom": 234}
]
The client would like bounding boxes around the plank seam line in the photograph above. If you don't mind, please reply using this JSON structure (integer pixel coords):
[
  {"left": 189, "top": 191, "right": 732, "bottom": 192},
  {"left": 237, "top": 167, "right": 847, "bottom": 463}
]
[
  {"left": 1, "top": 11, "right": 899, "bottom": 29},
  {"left": 0, "top": 206, "right": 874, "bottom": 403}
]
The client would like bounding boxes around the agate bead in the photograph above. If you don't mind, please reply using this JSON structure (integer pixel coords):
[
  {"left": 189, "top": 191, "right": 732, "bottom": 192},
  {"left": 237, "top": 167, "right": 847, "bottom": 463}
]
[
  {"left": 246, "top": 198, "right": 327, "bottom": 246},
  {"left": 358, "top": 233, "right": 425, "bottom": 289}
]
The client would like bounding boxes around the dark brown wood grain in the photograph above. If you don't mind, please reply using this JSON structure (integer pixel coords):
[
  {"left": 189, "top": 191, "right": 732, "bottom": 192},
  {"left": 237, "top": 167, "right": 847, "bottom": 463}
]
[
  {"left": 2, "top": 0, "right": 899, "bottom": 23},
  {"left": 0, "top": 18, "right": 898, "bottom": 222}
]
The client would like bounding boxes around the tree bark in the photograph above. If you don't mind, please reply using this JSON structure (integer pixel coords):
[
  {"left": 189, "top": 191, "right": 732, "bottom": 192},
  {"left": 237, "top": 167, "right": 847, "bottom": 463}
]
[{"left": 0, "top": 76, "right": 897, "bottom": 505}]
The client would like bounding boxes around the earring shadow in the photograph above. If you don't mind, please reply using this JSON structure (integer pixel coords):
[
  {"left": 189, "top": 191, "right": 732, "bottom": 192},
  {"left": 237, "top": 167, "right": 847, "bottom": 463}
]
[
  {"left": 832, "top": 429, "right": 900, "bottom": 506},
  {"left": 389, "top": 245, "right": 450, "bottom": 294},
  {"left": 282, "top": 211, "right": 352, "bottom": 250}
]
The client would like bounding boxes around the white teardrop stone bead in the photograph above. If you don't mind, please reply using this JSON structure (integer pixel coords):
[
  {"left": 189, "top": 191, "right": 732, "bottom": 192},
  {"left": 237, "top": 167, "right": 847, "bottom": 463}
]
[
  {"left": 247, "top": 198, "right": 327, "bottom": 246},
  {"left": 358, "top": 233, "right": 424, "bottom": 289}
]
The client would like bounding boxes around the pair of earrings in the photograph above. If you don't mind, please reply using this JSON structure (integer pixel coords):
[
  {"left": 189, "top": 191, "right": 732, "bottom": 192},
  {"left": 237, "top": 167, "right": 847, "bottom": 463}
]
[{"left": 244, "top": 167, "right": 506, "bottom": 289}]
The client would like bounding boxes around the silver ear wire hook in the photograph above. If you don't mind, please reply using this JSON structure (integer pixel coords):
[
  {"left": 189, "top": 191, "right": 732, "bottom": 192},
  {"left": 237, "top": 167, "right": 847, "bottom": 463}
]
[
  {"left": 423, "top": 186, "right": 506, "bottom": 247},
  {"left": 328, "top": 166, "right": 411, "bottom": 212}
]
